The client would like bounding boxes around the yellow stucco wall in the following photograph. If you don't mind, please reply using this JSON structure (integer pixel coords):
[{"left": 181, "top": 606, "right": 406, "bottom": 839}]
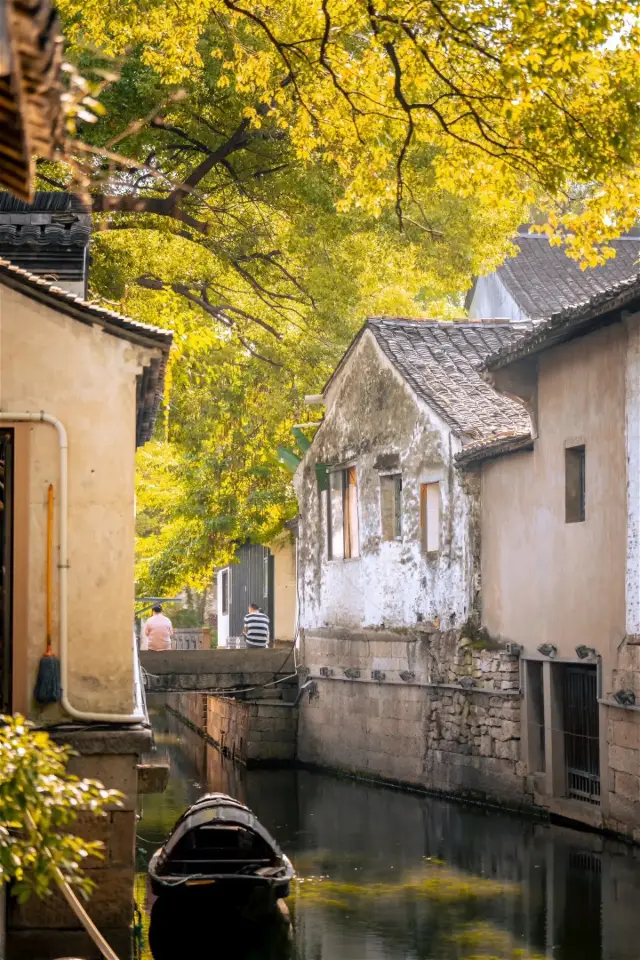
[
  {"left": 268, "top": 534, "right": 297, "bottom": 641},
  {"left": 481, "top": 323, "right": 627, "bottom": 688},
  {"left": 0, "top": 285, "right": 161, "bottom": 716}
]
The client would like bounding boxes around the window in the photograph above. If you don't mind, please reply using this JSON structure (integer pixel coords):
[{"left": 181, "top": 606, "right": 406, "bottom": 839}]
[
  {"left": 328, "top": 467, "right": 360, "bottom": 559},
  {"left": 221, "top": 569, "right": 229, "bottom": 615},
  {"left": 380, "top": 475, "right": 402, "bottom": 541},
  {"left": 420, "top": 482, "right": 441, "bottom": 553},
  {"left": 565, "top": 445, "right": 585, "bottom": 523}
]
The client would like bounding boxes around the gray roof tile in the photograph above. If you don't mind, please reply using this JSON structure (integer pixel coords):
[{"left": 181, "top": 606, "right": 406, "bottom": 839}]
[
  {"left": 365, "top": 318, "right": 532, "bottom": 441},
  {"left": 497, "top": 232, "right": 640, "bottom": 320}
]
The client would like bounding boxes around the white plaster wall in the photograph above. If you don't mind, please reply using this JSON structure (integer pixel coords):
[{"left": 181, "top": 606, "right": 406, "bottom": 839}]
[
  {"left": 468, "top": 274, "right": 527, "bottom": 323},
  {"left": 216, "top": 568, "right": 230, "bottom": 646},
  {"left": 294, "top": 332, "right": 476, "bottom": 632},
  {"left": 0, "top": 285, "right": 160, "bottom": 715}
]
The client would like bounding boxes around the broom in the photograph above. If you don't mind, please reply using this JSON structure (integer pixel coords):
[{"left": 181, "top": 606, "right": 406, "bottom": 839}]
[{"left": 34, "top": 484, "right": 61, "bottom": 704}]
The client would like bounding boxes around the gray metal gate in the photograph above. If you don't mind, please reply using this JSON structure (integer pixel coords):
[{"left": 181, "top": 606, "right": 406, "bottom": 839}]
[
  {"left": 229, "top": 543, "right": 274, "bottom": 637},
  {"left": 563, "top": 665, "right": 600, "bottom": 804}
]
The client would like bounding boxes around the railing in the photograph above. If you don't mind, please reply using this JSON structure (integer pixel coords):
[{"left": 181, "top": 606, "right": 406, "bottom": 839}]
[{"left": 173, "top": 627, "right": 210, "bottom": 650}]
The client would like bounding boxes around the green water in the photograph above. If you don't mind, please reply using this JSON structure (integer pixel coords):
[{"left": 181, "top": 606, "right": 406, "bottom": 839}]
[{"left": 135, "top": 700, "right": 640, "bottom": 960}]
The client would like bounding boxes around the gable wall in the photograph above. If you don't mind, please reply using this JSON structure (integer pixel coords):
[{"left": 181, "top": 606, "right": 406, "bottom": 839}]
[
  {"left": 294, "top": 330, "right": 477, "bottom": 631},
  {"left": 467, "top": 273, "right": 528, "bottom": 323},
  {"left": 0, "top": 284, "right": 157, "bottom": 716}
]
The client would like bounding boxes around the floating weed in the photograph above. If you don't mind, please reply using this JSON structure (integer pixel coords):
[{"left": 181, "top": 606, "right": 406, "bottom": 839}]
[
  {"left": 294, "top": 863, "right": 517, "bottom": 910},
  {"left": 450, "top": 922, "right": 547, "bottom": 960}
]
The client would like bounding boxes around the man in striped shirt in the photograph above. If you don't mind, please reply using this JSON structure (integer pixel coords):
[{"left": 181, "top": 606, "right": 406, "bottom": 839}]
[{"left": 243, "top": 602, "right": 271, "bottom": 647}]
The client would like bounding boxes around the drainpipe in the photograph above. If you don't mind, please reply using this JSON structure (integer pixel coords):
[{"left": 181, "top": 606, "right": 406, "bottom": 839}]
[{"left": 0, "top": 412, "right": 145, "bottom": 724}]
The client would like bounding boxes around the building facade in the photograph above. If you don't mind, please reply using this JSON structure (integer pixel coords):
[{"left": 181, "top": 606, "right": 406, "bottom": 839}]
[
  {"left": 0, "top": 192, "right": 172, "bottom": 951},
  {"left": 216, "top": 534, "right": 297, "bottom": 646},
  {"left": 460, "top": 277, "right": 640, "bottom": 840},
  {"left": 294, "top": 318, "right": 536, "bottom": 802}
]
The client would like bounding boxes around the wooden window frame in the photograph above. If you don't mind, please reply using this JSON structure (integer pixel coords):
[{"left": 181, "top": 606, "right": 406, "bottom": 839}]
[
  {"left": 327, "top": 465, "right": 360, "bottom": 560},
  {"left": 420, "top": 481, "right": 441, "bottom": 554}
]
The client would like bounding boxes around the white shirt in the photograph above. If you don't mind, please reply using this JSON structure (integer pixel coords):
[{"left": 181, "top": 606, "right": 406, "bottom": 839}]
[{"left": 143, "top": 614, "right": 173, "bottom": 651}]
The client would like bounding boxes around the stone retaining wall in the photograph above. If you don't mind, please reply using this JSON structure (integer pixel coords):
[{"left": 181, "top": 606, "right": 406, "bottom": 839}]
[
  {"left": 207, "top": 697, "right": 298, "bottom": 766},
  {"left": 298, "top": 629, "right": 531, "bottom": 807}
]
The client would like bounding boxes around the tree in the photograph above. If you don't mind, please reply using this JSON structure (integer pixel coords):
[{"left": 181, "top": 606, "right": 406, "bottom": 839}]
[
  {"left": 48, "top": 0, "right": 640, "bottom": 590},
  {"left": 0, "top": 716, "right": 121, "bottom": 903}
]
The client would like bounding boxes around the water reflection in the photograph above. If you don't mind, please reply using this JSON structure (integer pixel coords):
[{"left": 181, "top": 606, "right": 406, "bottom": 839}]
[{"left": 139, "top": 698, "right": 640, "bottom": 960}]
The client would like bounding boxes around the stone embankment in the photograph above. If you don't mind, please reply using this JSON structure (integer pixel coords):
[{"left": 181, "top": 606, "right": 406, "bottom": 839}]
[{"left": 297, "top": 627, "right": 529, "bottom": 807}]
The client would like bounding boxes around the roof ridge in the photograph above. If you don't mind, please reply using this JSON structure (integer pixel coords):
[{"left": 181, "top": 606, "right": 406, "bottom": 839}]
[
  {"left": 0, "top": 258, "right": 172, "bottom": 346},
  {"left": 367, "top": 316, "right": 525, "bottom": 328}
]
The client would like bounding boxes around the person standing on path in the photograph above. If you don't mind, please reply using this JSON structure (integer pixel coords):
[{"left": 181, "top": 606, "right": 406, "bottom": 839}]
[
  {"left": 142, "top": 604, "right": 174, "bottom": 651},
  {"left": 243, "top": 602, "right": 270, "bottom": 648}
]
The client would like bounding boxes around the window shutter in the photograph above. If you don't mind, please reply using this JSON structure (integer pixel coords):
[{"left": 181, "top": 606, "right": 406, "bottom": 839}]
[
  {"left": 426, "top": 482, "right": 441, "bottom": 553},
  {"left": 328, "top": 471, "right": 344, "bottom": 559},
  {"left": 380, "top": 476, "right": 396, "bottom": 541},
  {"left": 346, "top": 467, "right": 359, "bottom": 558}
]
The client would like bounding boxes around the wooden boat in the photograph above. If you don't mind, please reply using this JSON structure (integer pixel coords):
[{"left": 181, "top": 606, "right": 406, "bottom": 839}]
[{"left": 148, "top": 793, "right": 295, "bottom": 910}]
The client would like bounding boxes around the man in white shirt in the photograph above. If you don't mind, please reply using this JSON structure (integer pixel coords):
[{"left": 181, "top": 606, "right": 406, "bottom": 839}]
[{"left": 143, "top": 604, "right": 174, "bottom": 651}]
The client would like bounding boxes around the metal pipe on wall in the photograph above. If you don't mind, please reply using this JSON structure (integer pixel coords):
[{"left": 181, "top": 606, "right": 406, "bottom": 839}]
[{"left": 0, "top": 411, "right": 145, "bottom": 723}]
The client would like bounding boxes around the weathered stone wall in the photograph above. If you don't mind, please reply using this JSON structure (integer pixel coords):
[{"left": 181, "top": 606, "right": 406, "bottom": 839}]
[
  {"left": 298, "top": 630, "right": 529, "bottom": 807},
  {"left": 207, "top": 697, "right": 298, "bottom": 765},
  {"left": 606, "top": 706, "right": 640, "bottom": 840}
]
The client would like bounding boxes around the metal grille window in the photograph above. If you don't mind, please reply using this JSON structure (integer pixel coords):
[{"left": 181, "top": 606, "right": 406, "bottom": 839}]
[
  {"left": 327, "top": 467, "right": 360, "bottom": 559},
  {"left": 565, "top": 445, "right": 586, "bottom": 523},
  {"left": 380, "top": 475, "right": 402, "bottom": 541},
  {"left": 563, "top": 664, "right": 600, "bottom": 805}
]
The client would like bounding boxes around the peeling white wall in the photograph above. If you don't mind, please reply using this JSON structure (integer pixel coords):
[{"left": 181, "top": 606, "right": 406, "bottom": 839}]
[{"left": 294, "top": 331, "right": 477, "bottom": 632}]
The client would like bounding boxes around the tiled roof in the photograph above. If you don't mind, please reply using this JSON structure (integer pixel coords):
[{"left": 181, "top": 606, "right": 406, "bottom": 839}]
[
  {"left": 0, "top": 258, "right": 172, "bottom": 347},
  {"left": 0, "top": 258, "right": 172, "bottom": 445},
  {"left": 363, "top": 318, "right": 532, "bottom": 441},
  {"left": 485, "top": 272, "right": 640, "bottom": 372},
  {"left": 494, "top": 232, "right": 640, "bottom": 321},
  {"left": 455, "top": 431, "right": 534, "bottom": 468}
]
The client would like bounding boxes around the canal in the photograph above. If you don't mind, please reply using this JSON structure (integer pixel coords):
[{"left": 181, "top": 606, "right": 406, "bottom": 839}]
[{"left": 136, "top": 698, "right": 640, "bottom": 960}]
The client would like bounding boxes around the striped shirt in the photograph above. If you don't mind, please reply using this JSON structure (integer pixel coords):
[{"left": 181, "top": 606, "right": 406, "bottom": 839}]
[{"left": 243, "top": 611, "right": 270, "bottom": 646}]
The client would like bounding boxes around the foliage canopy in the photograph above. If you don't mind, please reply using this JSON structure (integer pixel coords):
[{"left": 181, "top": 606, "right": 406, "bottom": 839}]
[{"left": 51, "top": 0, "right": 640, "bottom": 591}]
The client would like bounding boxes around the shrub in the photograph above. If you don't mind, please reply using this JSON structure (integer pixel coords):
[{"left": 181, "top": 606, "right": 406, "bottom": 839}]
[{"left": 0, "top": 715, "right": 122, "bottom": 903}]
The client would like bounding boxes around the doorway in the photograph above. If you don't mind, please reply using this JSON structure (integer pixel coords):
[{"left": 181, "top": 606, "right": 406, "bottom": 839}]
[
  {"left": 563, "top": 664, "right": 600, "bottom": 804},
  {"left": 0, "top": 430, "right": 14, "bottom": 714}
]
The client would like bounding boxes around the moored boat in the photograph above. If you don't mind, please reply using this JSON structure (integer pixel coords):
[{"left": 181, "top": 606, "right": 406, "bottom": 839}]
[{"left": 148, "top": 793, "right": 295, "bottom": 911}]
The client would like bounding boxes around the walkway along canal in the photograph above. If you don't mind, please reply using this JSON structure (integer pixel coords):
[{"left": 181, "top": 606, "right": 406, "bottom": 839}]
[{"left": 134, "top": 696, "right": 640, "bottom": 960}]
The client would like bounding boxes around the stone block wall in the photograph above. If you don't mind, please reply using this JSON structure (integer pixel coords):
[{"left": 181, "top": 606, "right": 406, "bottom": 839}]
[
  {"left": 298, "top": 629, "right": 530, "bottom": 807},
  {"left": 207, "top": 696, "right": 298, "bottom": 765},
  {"left": 606, "top": 707, "right": 640, "bottom": 840}
]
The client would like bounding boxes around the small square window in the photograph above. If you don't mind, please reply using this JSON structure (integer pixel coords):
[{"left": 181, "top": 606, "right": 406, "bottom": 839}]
[{"left": 565, "top": 445, "right": 585, "bottom": 523}]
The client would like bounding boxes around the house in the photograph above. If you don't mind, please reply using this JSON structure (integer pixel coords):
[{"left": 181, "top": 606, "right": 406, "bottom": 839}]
[
  {"left": 216, "top": 531, "right": 297, "bottom": 646},
  {"left": 0, "top": 0, "right": 64, "bottom": 199},
  {"left": 0, "top": 192, "right": 172, "bottom": 948},
  {"left": 466, "top": 227, "right": 640, "bottom": 323},
  {"left": 458, "top": 274, "right": 640, "bottom": 840},
  {"left": 293, "top": 317, "right": 534, "bottom": 800}
]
